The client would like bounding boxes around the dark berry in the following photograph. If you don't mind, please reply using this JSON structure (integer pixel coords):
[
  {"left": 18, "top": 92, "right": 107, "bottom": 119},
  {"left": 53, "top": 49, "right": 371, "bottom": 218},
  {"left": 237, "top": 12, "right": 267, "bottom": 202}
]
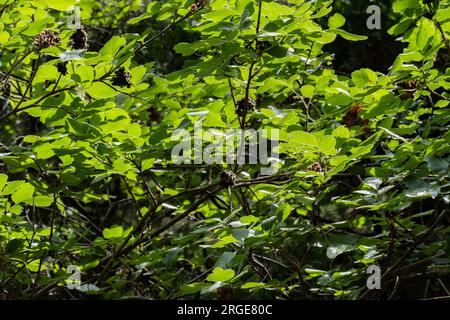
[
  {"left": 111, "top": 67, "right": 132, "bottom": 88},
  {"left": 57, "top": 61, "right": 68, "bottom": 76},
  {"left": 236, "top": 97, "right": 255, "bottom": 117},
  {"left": 70, "top": 26, "right": 89, "bottom": 50}
]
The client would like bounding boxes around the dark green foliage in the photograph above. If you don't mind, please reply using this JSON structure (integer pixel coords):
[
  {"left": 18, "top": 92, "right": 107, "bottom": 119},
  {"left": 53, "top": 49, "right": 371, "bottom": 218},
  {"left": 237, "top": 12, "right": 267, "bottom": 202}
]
[{"left": 0, "top": 0, "right": 449, "bottom": 300}]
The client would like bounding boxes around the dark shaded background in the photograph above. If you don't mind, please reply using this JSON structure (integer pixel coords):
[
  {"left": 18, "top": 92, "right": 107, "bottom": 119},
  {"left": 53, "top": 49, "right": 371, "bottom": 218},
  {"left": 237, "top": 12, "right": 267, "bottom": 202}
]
[
  {"left": 85, "top": 0, "right": 404, "bottom": 75},
  {"left": 326, "top": 0, "right": 404, "bottom": 74}
]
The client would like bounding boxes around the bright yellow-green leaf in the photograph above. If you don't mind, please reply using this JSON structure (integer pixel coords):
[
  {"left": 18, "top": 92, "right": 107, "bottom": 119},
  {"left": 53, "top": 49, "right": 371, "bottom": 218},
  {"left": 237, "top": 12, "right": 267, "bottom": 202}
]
[
  {"left": 287, "top": 131, "right": 318, "bottom": 148},
  {"left": 103, "top": 225, "right": 124, "bottom": 239},
  {"left": 11, "top": 183, "right": 35, "bottom": 204},
  {"left": 86, "top": 82, "right": 118, "bottom": 100},
  {"left": 206, "top": 267, "right": 235, "bottom": 282},
  {"left": 0, "top": 174, "right": 8, "bottom": 192},
  {"left": 328, "top": 13, "right": 346, "bottom": 29}
]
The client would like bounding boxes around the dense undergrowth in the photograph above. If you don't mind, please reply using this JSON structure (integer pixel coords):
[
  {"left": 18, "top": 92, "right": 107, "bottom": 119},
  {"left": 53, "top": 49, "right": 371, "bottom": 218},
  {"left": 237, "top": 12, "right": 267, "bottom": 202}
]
[{"left": 0, "top": 0, "right": 449, "bottom": 300}]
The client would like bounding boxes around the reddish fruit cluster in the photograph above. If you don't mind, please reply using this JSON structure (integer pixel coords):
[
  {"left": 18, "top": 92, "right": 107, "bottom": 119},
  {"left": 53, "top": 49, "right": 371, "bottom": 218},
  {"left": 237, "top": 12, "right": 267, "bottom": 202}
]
[
  {"left": 343, "top": 104, "right": 369, "bottom": 128},
  {"left": 33, "top": 29, "right": 61, "bottom": 49},
  {"left": 147, "top": 106, "right": 161, "bottom": 121},
  {"left": 190, "top": 0, "right": 206, "bottom": 13},
  {"left": 308, "top": 162, "right": 322, "bottom": 172}
]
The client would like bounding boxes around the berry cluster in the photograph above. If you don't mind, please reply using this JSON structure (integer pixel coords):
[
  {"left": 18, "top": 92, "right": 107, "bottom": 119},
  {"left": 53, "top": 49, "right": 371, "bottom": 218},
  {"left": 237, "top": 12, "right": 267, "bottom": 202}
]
[
  {"left": 190, "top": 0, "right": 206, "bottom": 13},
  {"left": 236, "top": 97, "right": 255, "bottom": 117},
  {"left": 308, "top": 162, "right": 322, "bottom": 172},
  {"left": 220, "top": 171, "right": 237, "bottom": 187},
  {"left": 33, "top": 29, "right": 61, "bottom": 49},
  {"left": 111, "top": 67, "right": 132, "bottom": 88},
  {"left": 147, "top": 106, "right": 161, "bottom": 121},
  {"left": 57, "top": 61, "right": 68, "bottom": 76},
  {"left": 342, "top": 104, "right": 368, "bottom": 128},
  {"left": 70, "top": 26, "right": 89, "bottom": 50},
  {"left": 1, "top": 80, "right": 11, "bottom": 98}
]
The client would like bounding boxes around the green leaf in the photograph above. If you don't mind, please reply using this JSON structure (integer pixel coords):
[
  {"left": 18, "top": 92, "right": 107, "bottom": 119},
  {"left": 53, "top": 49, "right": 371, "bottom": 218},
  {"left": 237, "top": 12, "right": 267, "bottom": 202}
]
[
  {"left": 332, "top": 126, "right": 350, "bottom": 139},
  {"left": 147, "top": 2, "right": 162, "bottom": 14},
  {"left": 304, "top": 269, "right": 327, "bottom": 278},
  {"left": 405, "top": 187, "right": 440, "bottom": 199},
  {"left": 181, "top": 282, "right": 207, "bottom": 294},
  {"left": 301, "top": 85, "right": 315, "bottom": 99},
  {"left": 128, "top": 13, "right": 152, "bottom": 24},
  {"left": 130, "top": 65, "right": 147, "bottom": 85},
  {"left": 241, "top": 282, "right": 265, "bottom": 289},
  {"left": 141, "top": 159, "right": 155, "bottom": 171},
  {"left": 287, "top": 131, "right": 318, "bottom": 148},
  {"left": 0, "top": 174, "right": 8, "bottom": 192},
  {"left": 206, "top": 267, "right": 235, "bottom": 282},
  {"left": 0, "top": 31, "right": 10, "bottom": 44},
  {"left": 99, "top": 36, "right": 126, "bottom": 57},
  {"left": 436, "top": 7, "right": 450, "bottom": 23},
  {"left": 11, "top": 183, "right": 35, "bottom": 204},
  {"left": 393, "top": 0, "right": 421, "bottom": 13},
  {"left": 86, "top": 82, "right": 118, "bottom": 100},
  {"left": 204, "top": 111, "right": 227, "bottom": 127},
  {"left": 26, "top": 260, "right": 42, "bottom": 272},
  {"left": 113, "top": 159, "right": 132, "bottom": 174},
  {"left": 415, "top": 19, "right": 434, "bottom": 51},
  {"left": 317, "top": 135, "right": 336, "bottom": 155},
  {"left": 328, "top": 13, "right": 346, "bottom": 29},
  {"left": 66, "top": 118, "right": 87, "bottom": 134},
  {"left": 326, "top": 244, "right": 354, "bottom": 259},
  {"left": 351, "top": 68, "right": 378, "bottom": 87},
  {"left": 240, "top": 215, "right": 259, "bottom": 224},
  {"left": 34, "top": 196, "right": 53, "bottom": 207},
  {"left": 3, "top": 181, "right": 25, "bottom": 196},
  {"left": 34, "top": 65, "right": 59, "bottom": 83},
  {"left": 388, "top": 17, "right": 413, "bottom": 36},
  {"left": 258, "top": 32, "right": 281, "bottom": 38},
  {"left": 5, "top": 239, "right": 24, "bottom": 254},
  {"left": 425, "top": 156, "right": 448, "bottom": 173},
  {"left": 42, "top": 0, "right": 77, "bottom": 11},
  {"left": 330, "top": 29, "right": 368, "bottom": 41},
  {"left": 276, "top": 203, "right": 291, "bottom": 222},
  {"left": 34, "top": 143, "right": 55, "bottom": 160},
  {"left": 173, "top": 43, "right": 196, "bottom": 56},
  {"left": 103, "top": 225, "right": 124, "bottom": 239}
]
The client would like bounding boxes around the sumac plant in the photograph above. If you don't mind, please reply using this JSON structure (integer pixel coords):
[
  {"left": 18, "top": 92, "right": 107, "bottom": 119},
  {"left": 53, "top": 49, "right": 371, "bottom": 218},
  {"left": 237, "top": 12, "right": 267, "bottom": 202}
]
[{"left": 0, "top": 0, "right": 449, "bottom": 300}]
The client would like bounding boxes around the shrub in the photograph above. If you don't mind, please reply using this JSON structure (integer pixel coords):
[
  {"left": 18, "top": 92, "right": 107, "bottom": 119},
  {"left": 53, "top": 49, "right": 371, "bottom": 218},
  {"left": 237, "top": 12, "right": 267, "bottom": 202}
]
[{"left": 0, "top": 0, "right": 449, "bottom": 300}]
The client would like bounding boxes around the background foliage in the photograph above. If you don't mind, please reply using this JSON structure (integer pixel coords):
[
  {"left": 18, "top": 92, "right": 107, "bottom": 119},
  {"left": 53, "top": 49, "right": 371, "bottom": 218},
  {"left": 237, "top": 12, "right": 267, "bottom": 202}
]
[{"left": 0, "top": 0, "right": 449, "bottom": 300}]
